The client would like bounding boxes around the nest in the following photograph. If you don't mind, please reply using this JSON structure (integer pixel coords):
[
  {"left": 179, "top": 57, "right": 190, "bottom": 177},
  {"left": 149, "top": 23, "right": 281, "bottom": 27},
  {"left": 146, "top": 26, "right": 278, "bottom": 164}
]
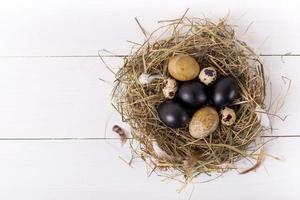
[{"left": 112, "top": 16, "right": 266, "bottom": 181}]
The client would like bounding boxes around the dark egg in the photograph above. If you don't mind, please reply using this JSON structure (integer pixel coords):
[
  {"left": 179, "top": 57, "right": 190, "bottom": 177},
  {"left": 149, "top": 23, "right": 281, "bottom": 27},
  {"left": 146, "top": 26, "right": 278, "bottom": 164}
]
[
  {"left": 157, "top": 101, "right": 189, "bottom": 128},
  {"left": 212, "top": 76, "right": 239, "bottom": 106},
  {"left": 177, "top": 81, "right": 207, "bottom": 107}
]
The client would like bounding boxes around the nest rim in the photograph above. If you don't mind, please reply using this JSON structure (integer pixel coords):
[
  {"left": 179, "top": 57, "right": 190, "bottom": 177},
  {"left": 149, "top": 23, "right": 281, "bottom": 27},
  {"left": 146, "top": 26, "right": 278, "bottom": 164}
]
[{"left": 112, "top": 16, "right": 266, "bottom": 181}]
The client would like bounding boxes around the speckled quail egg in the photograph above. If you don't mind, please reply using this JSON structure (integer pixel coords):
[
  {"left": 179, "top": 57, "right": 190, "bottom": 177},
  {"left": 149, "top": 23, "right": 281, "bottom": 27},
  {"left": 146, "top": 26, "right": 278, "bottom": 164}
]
[
  {"left": 168, "top": 54, "right": 200, "bottom": 81},
  {"left": 189, "top": 106, "right": 219, "bottom": 139},
  {"left": 162, "top": 78, "right": 178, "bottom": 99},
  {"left": 199, "top": 67, "right": 217, "bottom": 85},
  {"left": 220, "top": 107, "right": 236, "bottom": 126}
]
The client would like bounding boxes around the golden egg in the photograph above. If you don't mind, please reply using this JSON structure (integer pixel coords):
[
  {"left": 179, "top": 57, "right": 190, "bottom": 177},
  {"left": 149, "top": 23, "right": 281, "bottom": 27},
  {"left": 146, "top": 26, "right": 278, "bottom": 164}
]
[
  {"left": 168, "top": 54, "right": 200, "bottom": 81},
  {"left": 189, "top": 107, "right": 219, "bottom": 139}
]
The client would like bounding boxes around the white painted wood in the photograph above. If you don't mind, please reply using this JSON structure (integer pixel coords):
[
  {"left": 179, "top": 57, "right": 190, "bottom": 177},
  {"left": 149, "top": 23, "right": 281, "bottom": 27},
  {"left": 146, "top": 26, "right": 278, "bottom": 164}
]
[
  {"left": 0, "top": 139, "right": 297, "bottom": 200},
  {"left": 0, "top": 0, "right": 299, "bottom": 199},
  {"left": 0, "top": 57, "right": 124, "bottom": 138},
  {"left": 0, "top": 0, "right": 300, "bottom": 56}
]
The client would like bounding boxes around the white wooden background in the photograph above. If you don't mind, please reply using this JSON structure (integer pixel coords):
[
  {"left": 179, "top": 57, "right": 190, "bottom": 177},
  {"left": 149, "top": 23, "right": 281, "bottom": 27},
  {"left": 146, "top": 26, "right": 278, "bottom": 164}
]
[{"left": 0, "top": 0, "right": 299, "bottom": 199}]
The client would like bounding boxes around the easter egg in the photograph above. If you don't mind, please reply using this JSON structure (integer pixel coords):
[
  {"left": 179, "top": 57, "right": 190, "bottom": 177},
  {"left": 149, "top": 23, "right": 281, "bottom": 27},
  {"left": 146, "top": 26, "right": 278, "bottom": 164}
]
[
  {"left": 189, "top": 107, "right": 219, "bottom": 139},
  {"left": 168, "top": 54, "right": 200, "bottom": 81},
  {"left": 212, "top": 76, "right": 239, "bottom": 106},
  {"left": 220, "top": 107, "right": 236, "bottom": 126},
  {"left": 157, "top": 101, "right": 189, "bottom": 128},
  {"left": 199, "top": 67, "right": 217, "bottom": 85},
  {"left": 177, "top": 81, "right": 207, "bottom": 107}
]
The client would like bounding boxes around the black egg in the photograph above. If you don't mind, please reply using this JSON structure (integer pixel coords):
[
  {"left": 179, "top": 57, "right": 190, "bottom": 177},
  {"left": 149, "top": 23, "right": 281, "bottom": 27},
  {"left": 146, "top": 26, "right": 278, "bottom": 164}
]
[
  {"left": 157, "top": 101, "right": 189, "bottom": 128},
  {"left": 177, "top": 81, "right": 207, "bottom": 107},
  {"left": 212, "top": 76, "right": 239, "bottom": 106}
]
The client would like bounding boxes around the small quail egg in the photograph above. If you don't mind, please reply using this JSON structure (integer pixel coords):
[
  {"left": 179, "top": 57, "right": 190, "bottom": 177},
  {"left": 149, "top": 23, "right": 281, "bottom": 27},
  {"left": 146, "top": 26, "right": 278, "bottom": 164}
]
[
  {"left": 168, "top": 54, "right": 200, "bottom": 81},
  {"left": 220, "top": 107, "right": 236, "bottom": 126},
  {"left": 162, "top": 78, "right": 178, "bottom": 99},
  {"left": 199, "top": 67, "right": 217, "bottom": 85},
  {"left": 189, "top": 106, "right": 219, "bottom": 139}
]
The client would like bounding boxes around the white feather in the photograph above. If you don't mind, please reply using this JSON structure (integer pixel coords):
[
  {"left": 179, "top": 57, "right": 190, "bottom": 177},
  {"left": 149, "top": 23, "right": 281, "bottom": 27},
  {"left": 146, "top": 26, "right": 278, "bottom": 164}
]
[
  {"left": 138, "top": 73, "right": 160, "bottom": 84},
  {"left": 152, "top": 140, "right": 171, "bottom": 160}
]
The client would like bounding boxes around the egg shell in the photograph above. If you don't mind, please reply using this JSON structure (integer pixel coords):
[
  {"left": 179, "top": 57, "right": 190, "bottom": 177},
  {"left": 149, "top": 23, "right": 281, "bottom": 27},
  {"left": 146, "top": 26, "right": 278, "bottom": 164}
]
[
  {"left": 220, "top": 107, "right": 236, "bottom": 126},
  {"left": 177, "top": 81, "right": 207, "bottom": 107},
  {"left": 168, "top": 54, "right": 200, "bottom": 81},
  {"left": 162, "top": 78, "right": 178, "bottom": 99},
  {"left": 212, "top": 76, "right": 239, "bottom": 106},
  {"left": 157, "top": 101, "right": 189, "bottom": 128},
  {"left": 199, "top": 67, "right": 217, "bottom": 85},
  {"left": 189, "top": 107, "right": 219, "bottom": 139}
]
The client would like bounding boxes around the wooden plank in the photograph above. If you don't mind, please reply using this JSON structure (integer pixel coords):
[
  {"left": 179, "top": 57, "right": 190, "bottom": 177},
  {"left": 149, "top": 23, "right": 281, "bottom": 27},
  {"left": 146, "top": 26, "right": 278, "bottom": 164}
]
[
  {"left": 0, "top": 57, "right": 122, "bottom": 138},
  {"left": 0, "top": 56, "right": 298, "bottom": 138},
  {"left": 0, "top": 0, "right": 300, "bottom": 56},
  {"left": 0, "top": 138, "right": 297, "bottom": 199}
]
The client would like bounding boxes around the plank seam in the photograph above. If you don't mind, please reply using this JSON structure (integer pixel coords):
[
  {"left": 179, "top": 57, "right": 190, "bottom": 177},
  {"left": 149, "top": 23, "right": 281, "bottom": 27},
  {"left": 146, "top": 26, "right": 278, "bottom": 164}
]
[{"left": 0, "top": 135, "right": 297, "bottom": 141}]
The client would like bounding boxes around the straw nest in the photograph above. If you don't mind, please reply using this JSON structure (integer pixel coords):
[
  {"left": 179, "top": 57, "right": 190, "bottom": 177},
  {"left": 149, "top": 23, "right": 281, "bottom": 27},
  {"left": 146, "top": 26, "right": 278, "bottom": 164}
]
[{"left": 112, "top": 16, "right": 266, "bottom": 181}]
